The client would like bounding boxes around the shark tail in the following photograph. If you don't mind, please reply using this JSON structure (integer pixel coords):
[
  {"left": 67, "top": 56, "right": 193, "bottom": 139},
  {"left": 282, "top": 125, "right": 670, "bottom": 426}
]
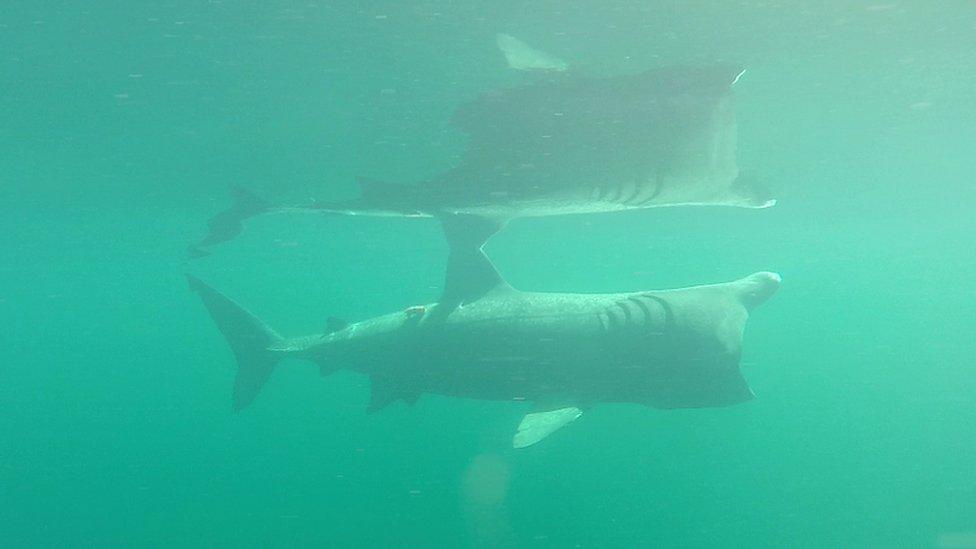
[
  {"left": 188, "top": 187, "right": 272, "bottom": 258},
  {"left": 189, "top": 181, "right": 434, "bottom": 257},
  {"left": 187, "top": 274, "right": 285, "bottom": 410}
]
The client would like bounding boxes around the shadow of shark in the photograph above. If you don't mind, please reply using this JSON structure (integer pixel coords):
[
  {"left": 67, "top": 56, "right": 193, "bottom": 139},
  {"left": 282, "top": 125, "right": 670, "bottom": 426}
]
[
  {"left": 188, "top": 216, "right": 780, "bottom": 448},
  {"left": 190, "top": 59, "right": 773, "bottom": 257}
]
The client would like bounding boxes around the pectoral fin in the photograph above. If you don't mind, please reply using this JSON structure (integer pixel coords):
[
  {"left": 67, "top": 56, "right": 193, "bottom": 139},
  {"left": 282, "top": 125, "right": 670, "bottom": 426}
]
[
  {"left": 512, "top": 406, "right": 582, "bottom": 448},
  {"left": 496, "top": 34, "right": 569, "bottom": 72}
]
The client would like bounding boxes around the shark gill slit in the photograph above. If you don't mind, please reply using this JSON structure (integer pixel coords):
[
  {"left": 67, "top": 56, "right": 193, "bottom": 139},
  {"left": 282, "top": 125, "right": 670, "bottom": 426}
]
[
  {"left": 621, "top": 178, "right": 643, "bottom": 205},
  {"left": 639, "top": 294, "right": 674, "bottom": 333},
  {"left": 605, "top": 307, "right": 621, "bottom": 331},
  {"left": 631, "top": 173, "right": 664, "bottom": 206},
  {"left": 626, "top": 296, "right": 653, "bottom": 325},
  {"left": 614, "top": 300, "right": 633, "bottom": 325}
]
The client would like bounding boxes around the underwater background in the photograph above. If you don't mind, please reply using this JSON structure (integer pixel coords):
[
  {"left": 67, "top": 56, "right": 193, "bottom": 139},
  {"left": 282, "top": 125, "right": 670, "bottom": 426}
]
[{"left": 1, "top": 1, "right": 974, "bottom": 547}]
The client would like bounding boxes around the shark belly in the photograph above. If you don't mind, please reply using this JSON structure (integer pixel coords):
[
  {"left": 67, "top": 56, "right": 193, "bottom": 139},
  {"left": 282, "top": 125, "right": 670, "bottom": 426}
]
[{"left": 188, "top": 269, "right": 780, "bottom": 447}]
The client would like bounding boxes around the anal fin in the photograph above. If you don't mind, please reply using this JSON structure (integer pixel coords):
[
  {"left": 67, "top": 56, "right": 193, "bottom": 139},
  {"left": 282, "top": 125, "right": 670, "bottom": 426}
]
[{"left": 512, "top": 406, "right": 583, "bottom": 448}]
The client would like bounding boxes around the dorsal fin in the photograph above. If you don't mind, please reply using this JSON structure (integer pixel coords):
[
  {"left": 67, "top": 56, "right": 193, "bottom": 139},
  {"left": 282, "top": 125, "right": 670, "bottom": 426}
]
[
  {"left": 325, "top": 316, "right": 349, "bottom": 333},
  {"left": 188, "top": 186, "right": 272, "bottom": 257},
  {"left": 438, "top": 214, "right": 510, "bottom": 305}
]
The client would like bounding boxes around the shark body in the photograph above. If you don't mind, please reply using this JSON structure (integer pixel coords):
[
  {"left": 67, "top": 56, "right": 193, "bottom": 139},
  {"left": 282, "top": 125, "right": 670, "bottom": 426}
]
[
  {"left": 189, "top": 219, "right": 780, "bottom": 447},
  {"left": 394, "top": 65, "right": 766, "bottom": 217},
  {"left": 187, "top": 38, "right": 782, "bottom": 447},
  {"left": 191, "top": 63, "right": 772, "bottom": 256}
]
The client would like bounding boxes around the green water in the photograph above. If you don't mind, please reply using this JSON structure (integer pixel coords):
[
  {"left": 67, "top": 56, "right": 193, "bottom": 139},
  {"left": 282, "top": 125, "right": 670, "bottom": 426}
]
[{"left": 2, "top": 2, "right": 974, "bottom": 547}]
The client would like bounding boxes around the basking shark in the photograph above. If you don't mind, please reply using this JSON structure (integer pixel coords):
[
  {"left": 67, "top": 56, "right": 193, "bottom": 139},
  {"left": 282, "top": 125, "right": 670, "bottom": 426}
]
[
  {"left": 190, "top": 44, "right": 773, "bottom": 256},
  {"left": 188, "top": 216, "right": 780, "bottom": 448}
]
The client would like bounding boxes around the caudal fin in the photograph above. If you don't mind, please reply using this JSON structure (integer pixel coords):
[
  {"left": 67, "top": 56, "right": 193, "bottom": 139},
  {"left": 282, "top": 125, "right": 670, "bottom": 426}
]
[
  {"left": 188, "top": 187, "right": 272, "bottom": 258},
  {"left": 188, "top": 182, "right": 435, "bottom": 257},
  {"left": 187, "top": 274, "right": 284, "bottom": 410}
]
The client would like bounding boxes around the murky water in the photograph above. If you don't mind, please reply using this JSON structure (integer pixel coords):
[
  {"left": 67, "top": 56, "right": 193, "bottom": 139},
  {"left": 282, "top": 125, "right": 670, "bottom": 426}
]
[{"left": 1, "top": 2, "right": 974, "bottom": 547}]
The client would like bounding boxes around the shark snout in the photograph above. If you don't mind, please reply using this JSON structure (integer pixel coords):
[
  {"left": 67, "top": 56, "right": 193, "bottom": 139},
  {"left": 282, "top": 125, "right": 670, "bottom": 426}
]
[{"left": 737, "top": 271, "right": 781, "bottom": 310}]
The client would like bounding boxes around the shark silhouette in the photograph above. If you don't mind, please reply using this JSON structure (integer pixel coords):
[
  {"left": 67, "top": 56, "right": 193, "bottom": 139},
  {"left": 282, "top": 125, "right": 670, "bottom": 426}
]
[
  {"left": 189, "top": 38, "right": 772, "bottom": 257},
  {"left": 188, "top": 215, "right": 780, "bottom": 448}
]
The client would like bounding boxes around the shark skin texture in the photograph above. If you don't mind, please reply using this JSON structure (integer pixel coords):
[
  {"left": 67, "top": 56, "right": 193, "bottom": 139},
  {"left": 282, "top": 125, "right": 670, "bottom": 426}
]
[{"left": 187, "top": 256, "right": 780, "bottom": 448}]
